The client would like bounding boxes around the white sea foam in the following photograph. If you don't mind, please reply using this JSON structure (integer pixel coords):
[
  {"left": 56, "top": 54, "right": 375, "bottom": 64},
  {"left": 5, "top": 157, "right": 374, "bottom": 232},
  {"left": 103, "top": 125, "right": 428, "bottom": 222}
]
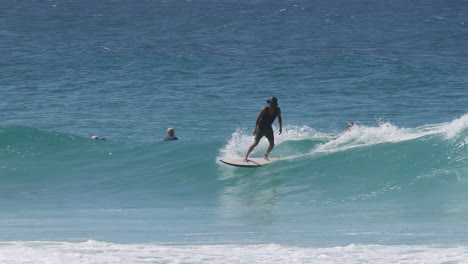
[
  {"left": 217, "top": 125, "right": 330, "bottom": 160},
  {"left": 438, "top": 114, "right": 468, "bottom": 139},
  {"left": 1, "top": 241, "right": 468, "bottom": 264},
  {"left": 218, "top": 115, "right": 468, "bottom": 161},
  {"left": 314, "top": 114, "right": 468, "bottom": 154},
  {"left": 313, "top": 122, "right": 422, "bottom": 154}
]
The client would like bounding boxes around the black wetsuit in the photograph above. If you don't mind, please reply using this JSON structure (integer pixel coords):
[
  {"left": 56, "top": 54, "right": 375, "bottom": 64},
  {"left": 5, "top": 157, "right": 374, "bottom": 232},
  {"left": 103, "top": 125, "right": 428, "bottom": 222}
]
[{"left": 255, "top": 106, "right": 280, "bottom": 143}]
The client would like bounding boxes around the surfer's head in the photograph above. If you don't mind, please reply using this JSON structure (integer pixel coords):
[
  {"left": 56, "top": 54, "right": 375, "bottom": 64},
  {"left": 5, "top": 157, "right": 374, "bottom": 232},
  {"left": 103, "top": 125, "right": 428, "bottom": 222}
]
[
  {"left": 266, "top": 96, "right": 278, "bottom": 106},
  {"left": 344, "top": 122, "right": 355, "bottom": 132},
  {"left": 91, "top": 135, "right": 106, "bottom": 141},
  {"left": 166, "top": 127, "right": 175, "bottom": 136}
]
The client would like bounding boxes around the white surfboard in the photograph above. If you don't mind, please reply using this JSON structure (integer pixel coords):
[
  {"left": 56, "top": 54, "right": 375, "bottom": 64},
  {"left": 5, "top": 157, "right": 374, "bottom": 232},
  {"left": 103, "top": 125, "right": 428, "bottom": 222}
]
[{"left": 219, "top": 158, "right": 279, "bottom": 168}]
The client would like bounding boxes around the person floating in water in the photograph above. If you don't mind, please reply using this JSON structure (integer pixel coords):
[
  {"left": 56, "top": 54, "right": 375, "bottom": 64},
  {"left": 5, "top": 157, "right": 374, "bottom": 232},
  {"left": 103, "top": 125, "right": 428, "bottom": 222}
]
[
  {"left": 244, "top": 96, "right": 282, "bottom": 161},
  {"left": 164, "top": 127, "right": 178, "bottom": 141},
  {"left": 91, "top": 135, "right": 106, "bottom": 141},
  {"left": 344, "top": 121, "right": 355, "bottom": 132}
]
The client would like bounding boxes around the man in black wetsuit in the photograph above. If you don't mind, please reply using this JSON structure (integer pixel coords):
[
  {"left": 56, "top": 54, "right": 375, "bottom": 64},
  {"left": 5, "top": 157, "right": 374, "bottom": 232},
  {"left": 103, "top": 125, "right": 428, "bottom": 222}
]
[
  {"left": 164, "top": 127, "right": 178, "bottom": 141},
  {"left": 244, "top": 96, "right": 282, "bottom": 161}
]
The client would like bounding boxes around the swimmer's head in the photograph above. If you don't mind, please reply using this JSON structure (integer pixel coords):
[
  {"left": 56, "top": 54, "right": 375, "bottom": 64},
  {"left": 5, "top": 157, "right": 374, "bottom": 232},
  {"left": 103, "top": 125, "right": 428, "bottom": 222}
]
[
  {"left": 344, "top": 122, "right": 355, "bottom": 132},
  {"left": 166, "top": 128, "right": 175, "bottom": 136}
]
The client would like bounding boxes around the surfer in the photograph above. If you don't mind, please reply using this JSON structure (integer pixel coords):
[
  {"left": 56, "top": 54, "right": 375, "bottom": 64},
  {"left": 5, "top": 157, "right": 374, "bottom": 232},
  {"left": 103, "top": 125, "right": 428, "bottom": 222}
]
[
  {"left": 164, "top": 127, "right": 178, "bottom": 141},
  {"left": 244, "top": 96, "right": 282, "bottom": 161},
  {"left": 91, "top": 135, "right": 106, "bottom": 141},
  {"left": 344, "top": 121, "right": 355, "bottom": 132}
]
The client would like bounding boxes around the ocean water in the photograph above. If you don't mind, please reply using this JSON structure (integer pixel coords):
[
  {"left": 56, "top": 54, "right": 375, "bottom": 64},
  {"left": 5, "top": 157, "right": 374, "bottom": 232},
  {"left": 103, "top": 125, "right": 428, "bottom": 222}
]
[{"left": 1, "top": 0, "right": 468, "bottom": 263}]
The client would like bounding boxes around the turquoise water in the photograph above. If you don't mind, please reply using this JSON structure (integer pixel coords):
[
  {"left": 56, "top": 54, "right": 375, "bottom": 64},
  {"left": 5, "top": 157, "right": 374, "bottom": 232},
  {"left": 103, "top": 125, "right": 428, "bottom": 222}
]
[{"left": 1, "top": 0, "right": 468, "bottom": 263}]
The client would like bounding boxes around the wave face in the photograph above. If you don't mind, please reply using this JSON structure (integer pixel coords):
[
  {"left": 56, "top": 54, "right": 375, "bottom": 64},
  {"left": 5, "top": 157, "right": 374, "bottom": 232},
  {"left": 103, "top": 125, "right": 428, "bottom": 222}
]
[
  {"left": 1, "top": 115, "right": 467, "bottom": 246},
  {"left": 218, "top": 115, "right": 468, "bottom": 230}
]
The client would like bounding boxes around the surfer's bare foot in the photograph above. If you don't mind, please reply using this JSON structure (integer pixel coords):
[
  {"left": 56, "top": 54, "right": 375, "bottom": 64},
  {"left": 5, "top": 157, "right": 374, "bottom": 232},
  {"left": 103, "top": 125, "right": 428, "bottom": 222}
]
[
  {"left": 264, "top": 154, "right": 269, "bottom": 161},
  {"left": 243, "top": 157, "right": 249, "bottom": 162}
]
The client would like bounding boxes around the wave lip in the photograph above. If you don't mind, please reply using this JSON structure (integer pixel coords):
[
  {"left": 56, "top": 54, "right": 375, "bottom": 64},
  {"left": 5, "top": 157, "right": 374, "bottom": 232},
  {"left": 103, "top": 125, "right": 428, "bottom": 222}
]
[
  {"left": 218, "top": 114, "right": 468, "bottom": 160},
  {"left": 316, "top": 114, "right": 468, "bottom": 154}
]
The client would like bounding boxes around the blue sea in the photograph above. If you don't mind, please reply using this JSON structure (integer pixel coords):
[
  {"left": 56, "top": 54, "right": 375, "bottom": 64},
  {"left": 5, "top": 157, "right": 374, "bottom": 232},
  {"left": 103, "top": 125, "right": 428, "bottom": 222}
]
[{"left": 1, "top": 0, "right": 468, "bottom": 263}]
